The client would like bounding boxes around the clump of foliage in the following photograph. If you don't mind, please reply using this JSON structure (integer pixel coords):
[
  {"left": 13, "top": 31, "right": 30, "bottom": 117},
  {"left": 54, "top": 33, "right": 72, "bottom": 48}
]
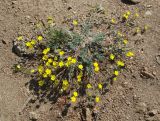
[{"left": 13, "top": 8, "right": 147, "bottom": 114}]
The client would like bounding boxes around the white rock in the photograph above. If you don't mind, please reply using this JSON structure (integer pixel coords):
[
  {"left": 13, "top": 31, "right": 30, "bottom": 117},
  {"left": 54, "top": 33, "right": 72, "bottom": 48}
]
[{"left": 29, "top": 112, "right": 39, "bottom": 120}]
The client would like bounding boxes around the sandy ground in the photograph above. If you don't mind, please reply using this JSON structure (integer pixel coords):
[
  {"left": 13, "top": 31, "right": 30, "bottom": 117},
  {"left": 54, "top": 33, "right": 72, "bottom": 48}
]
[{"left": 0, "top": 0, "right": 160, "bottom": 121}]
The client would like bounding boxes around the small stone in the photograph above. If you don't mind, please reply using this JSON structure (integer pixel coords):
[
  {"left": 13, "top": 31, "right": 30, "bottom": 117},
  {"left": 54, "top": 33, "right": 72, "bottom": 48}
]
[
  {"left": 156, "top": 55, "right": 160, "bottom": 65},
  {"left": 29, "top": 112, "right": 39, "bottom": 120},
  {"left": 148, "top": 109, "right": 158, "bottom": 117},
  {"left": 12, "top": 1, "right": 17, "bottom": 5},
  {"left": 129, "top": 0, "right": 141, "bottom": 4},
  {"left": 145, "top": 11, "right": 152, "bottom": 16},
  {"left": 145, "top": 117, "right": 154, "bottom": 121},
  {"left": 1, "top": 39, "right": 7, "bottom": 44},
  {"left": 86, "top": 108, "right": 92, "bottom": 121},
  {"left": 140, "top": 68, "right": 155, "bottom": 79},
  {"left": 146, "top": 5, "right": 152, "bottom": 8},
  {"left": 135, "top": 102, "right": 147, "bottom": 114}
]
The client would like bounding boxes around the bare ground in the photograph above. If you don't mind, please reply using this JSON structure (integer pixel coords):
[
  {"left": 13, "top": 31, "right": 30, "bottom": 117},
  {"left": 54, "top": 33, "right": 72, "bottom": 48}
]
[{"left": 0, "top": 0, "right": 160, "bottom": 121}]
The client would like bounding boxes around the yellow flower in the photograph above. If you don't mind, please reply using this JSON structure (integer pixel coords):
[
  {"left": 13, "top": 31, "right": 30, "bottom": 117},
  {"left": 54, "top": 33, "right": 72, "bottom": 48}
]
[
  {"left": 135, "top": 13, "right": 139, "bottom": 17},
  {"left": 42, "top": 48, "right": 50, "bottom": 55},
  {"left": 77, "top": 75, "right": 82, "bottom": 79},
  {"left": 98, "top": 84, "right": 103, "bottom": 90},
  {"left": 62, "top": 86, "right": 68, "bottom": 91},
  {"left": 87, "top": 84, "right": 92, "bottom": 89},
  {"left": 25, "top": 42, "right": 32, "bottom": 48},
  {"left": 63, "top": 80, "right": 69, "bottom": 86},
  {"left": 30, "top": 39, "right": 36, "bottom": 45},
  {"left": 123, "top": 13, "right": 129, "bottom": 20},
  {"left": 73, "top": 91, "right": 78, "bottom": 97},
  {"left": 65, "top": 61, "right": 71, "bottom": 67},
  {"left": 59, "top": 61, "right": 64, "bottom": 67},
  {"left": 43, "top": 73, "right": 48, "bottom": 78},
  {"left": 71, "top": 58, "right": 77, "bottom": 64},
  {"left": 52, "top": 61, "right": 57, "bottom": 67},
  {"left": 114, "top": 70, "right": 119, "bottom": 76},
  {"left": 109, "top": 54, "right": 115, "bottom": 60},
  {"left": 126, "top": 11, "right": 131, "bottom": 16},
  {"left": 45, "top": 62, "right": 50, "bottom": 66},
  {"left": 77, "top": 78, "right": 81, "bottom": 82},
  {"left": 45, "top": 68, "right": 52, "bottom": 75},
  {"left": 117, "top": 61, "right": 125, "bottom": 67},
  {"left": 51, "top": 75, "right": 56, "bottom": 81},
  {"left": 113, "top": 77, "right": 117, "bottom": 81},
  {"left": 42, "top": 55, "right": 48, "bottom": 61},
  {"left": 93, "top": 62, "right": 99, "bottom": 67},
  {"left": 126, "top": 51, "right": 134, "bottom": 57},
  {"left": 78, "top": 64, "right": 83, "bottom": 70},
  {"left": 59, "top": 51, "right": 65, "bottom": 56},
  {"left": 73, "top": 20, "right": 78, "bottom": 26},
  {"left": 17, "top": 36, "right": 23, "bottom": 41},
  {"left": 94, "top": 67, "right": 100, "bottom": 72},
  {"left": 38, "top": 80, "right": 44, "bottom": 86},
  {"left": 123, "top": 39, "right": 128, "bottom": 44},
  {"left": 95, "top": 96, "right": 100, "bottom": 103},
  {"left": 37, "top": 35, "right": 43, "bottom": 41},
  {"left": 47, "top": 16, "right": 54, "bottom": 24},
  {"left": 111, "top": 18, "right": 116, "bottom": 24},
  {"left": 48, "top": 58, "right": 53, "bottom": 63},
  {"left": 38, "top": 66, "right": 44, "bottom": 74},
  {"left": 136, "top": 27, "right": 140, "bottom": 33},
  {"left": 117, "top": 31, "right": 123, "bottom": 37},
  {"left": 30, "top": 69, "right": 35, "bottom": 73},
  {"left": 71, "top": 96, "right": 76, "bottom": 103},
  {"left": 67, "top": 56, "right": 72, "bottom": 61}
]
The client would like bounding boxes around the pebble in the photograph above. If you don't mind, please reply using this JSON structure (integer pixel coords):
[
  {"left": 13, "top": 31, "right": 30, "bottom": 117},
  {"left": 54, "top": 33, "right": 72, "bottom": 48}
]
[
  {"left": 146, "top": 5, "right": 152, "bottom": 8},
  {"left": 129, "top": 0, "right": 141, "bottom": 4},
  {"left": 29, "top": 112, "right": 39, "bottom": 120},
  {"left": 135, "top": 102, "right": 147, "bottom": 114},
  {"left": 145, "top": 11, "right": 152, "bottom": 16},
  {"left": 148, "top": 109, "right": 158, "bottom": 117},
  {"left": 156, "top": 55, "right": 160, "bottom": 65}
]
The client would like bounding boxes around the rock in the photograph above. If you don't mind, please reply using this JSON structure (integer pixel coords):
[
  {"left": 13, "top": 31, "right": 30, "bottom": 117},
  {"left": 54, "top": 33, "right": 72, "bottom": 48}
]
[
  {"left": 12, "top": 39, "right": 35, "bottom": 57},
  {"left": 145, "top": 117, "right": 154, "bottom": 121},
  {"left": 86, "top": 108, "right": 92, "bottom": 121},
  {"left": 140, "top": 68, "right": 155, "bottom": 79},
  {"left": 156, "top": 55, "right": 160, "bottom": 65},
  {"left": 146, "top": 5, "right": 152, "bottom": 8},
  {"left": 1, "top": 39, "right": 7, "bottom": 44},
  {"left": 96, "top": 5, "right": 105, "bottom": 14},
  {"left": 145, "top": 11, "right": 152, "bottom": 16},
  {"left": 129, "top": 0, "right": 141, "bottom": 3},
  {"left": 135, "top": 102, "right": 147, "bottom": 114},
  {"left": 29, "top": 112, "right": 39, "bottom": 120},
  {"left": 148, "top": 109, "right": 158, "bottom": 117}
]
